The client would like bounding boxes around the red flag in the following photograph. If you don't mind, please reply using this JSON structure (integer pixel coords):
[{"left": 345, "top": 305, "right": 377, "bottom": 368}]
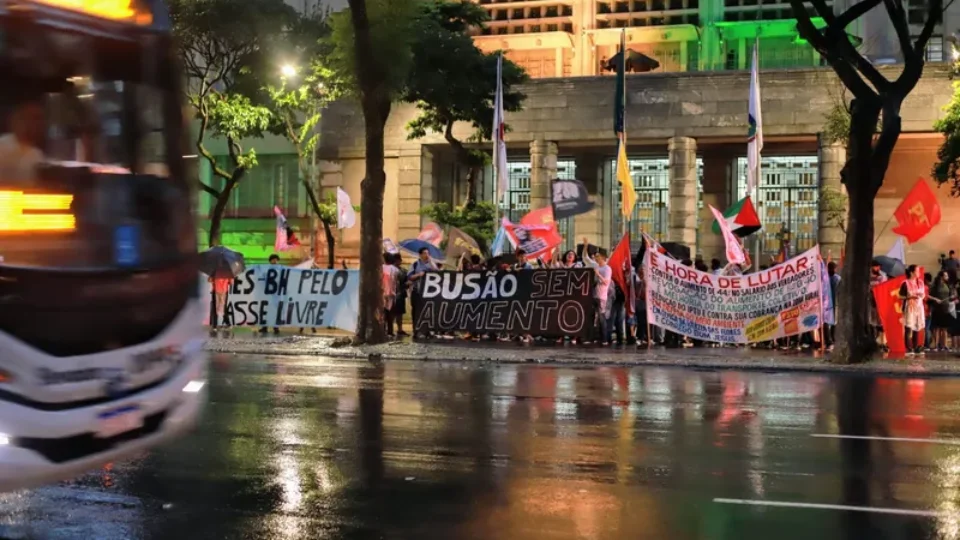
[
  {"left": 874, "top": 276, "right": 906, "bottom": 355},
  {"left": 892, "top": 178, "right": 941, "bottom": 243},
  {"left": 608, "top": 233, "right": 634, "bottom": 316},
  {"left": 504, "top": 208, "right": 563, "bottom": 260}
]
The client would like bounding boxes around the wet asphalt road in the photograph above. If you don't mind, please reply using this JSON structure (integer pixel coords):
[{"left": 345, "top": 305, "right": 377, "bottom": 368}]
[{"left": 3, "top": 355, "right": 960, "bottom": 540}]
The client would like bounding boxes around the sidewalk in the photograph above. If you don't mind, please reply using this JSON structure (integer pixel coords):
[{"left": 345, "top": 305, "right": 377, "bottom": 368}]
[{"left": 204, "top": 334, "right": 960, "bottom": 377}]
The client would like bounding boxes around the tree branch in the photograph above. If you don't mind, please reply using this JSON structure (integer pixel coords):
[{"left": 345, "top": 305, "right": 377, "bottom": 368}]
[
  {"left": 835, "top": 0, "right": 881, "bottom": 29},
  {"left": 883, "top": 0, "right": 914, "bottom": 61},
  {"left": 195, "top": 110, "right": 232, "bottom": 181},
  {"left": 913, "top": 0, "right": 945, "bottom": 55},
  {"left": 791, "top": 0, "right": 879, "bottom": 99},
  {"left": 870, "top": 103, "right": 903, "bottom": 193},
  {"left": 806, "top": 0, "right": 891, "bottom": 92},
  {"left": 199, "top": 181, "right": 221, "bottom": 197}
]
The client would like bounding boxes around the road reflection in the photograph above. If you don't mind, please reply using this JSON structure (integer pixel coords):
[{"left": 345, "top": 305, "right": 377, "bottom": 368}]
[{"left": 5, "top": 358, "right": 960, "bottom": 540}]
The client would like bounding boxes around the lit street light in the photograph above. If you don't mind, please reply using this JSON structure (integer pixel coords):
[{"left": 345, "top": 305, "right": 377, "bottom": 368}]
[{"left": 281, "top": 64, "right": 297, "bottom": 78}]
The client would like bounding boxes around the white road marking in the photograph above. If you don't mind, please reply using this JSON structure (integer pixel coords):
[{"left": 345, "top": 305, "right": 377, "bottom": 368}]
[
  {"left": 713, "top": 498, "right": 944, "bottom": 517},
  {"left": 811, "top": 434, "right": 960, "bottom": 445}
]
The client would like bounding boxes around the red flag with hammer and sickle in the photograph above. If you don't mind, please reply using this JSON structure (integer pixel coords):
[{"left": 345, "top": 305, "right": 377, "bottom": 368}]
[{"left": 892, "top": 178, "right": 941, "bottom": 243}]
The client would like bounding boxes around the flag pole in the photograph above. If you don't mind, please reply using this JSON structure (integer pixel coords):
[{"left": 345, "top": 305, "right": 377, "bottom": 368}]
[
  {"left": 493, "top": 51, "right": 504, "bottom": 256},
  {"left": 751, "top": 38, "right": 762, "bottom": 267}
]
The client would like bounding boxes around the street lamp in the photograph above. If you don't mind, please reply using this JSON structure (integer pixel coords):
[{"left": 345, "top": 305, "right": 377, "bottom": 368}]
[{"left": 281, "top": 64, "right": 297, "bottom": 78}]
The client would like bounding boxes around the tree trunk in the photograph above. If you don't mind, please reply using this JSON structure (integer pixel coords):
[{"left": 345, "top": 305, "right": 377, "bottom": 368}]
[
  {"left": 206, "top": 170, "right": 243, "bottom": 248},
  {"left": 833, "top": 101, "right": 882, "bottom": 364},
  {"left": 323, "top": 219, "right": 336, "bottom": 269},
  {"left": 355, "top": 105, "right": 389, "bottom": 344},
  {"left": 348, "top": 0, "right": 390, "bottom": 344},
  {"left": 465, "top": 163, "right": 480, "bottom": 207},
  {"left": 299, "top": 176, "right": 337, "bottom": 269}
]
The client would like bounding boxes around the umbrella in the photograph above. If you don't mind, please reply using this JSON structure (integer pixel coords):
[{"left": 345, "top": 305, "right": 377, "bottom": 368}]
[
  {"left": 199, "top": 246, "right": 245, "bottom": 279},
  {"left": 399, "top": 239, "right": 444, "bottom": 261},
  {"left": 873, "top": 255, "right": 906, "bottom": 278}
]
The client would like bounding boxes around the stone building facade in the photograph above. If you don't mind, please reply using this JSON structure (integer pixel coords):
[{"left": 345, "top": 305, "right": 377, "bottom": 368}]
[
  {"left": 199, "top": 0, "right": 960, "bottom": 265},
  {"left": 317, "top": 64, "right": 956, "bottom": 266}
]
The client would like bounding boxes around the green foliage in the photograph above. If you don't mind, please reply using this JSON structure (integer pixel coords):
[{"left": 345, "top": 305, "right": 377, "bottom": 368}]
[
  {"left": 315, "top": 193, "right": 361, "bottom": 225},
  {"left": 403, "top": 1, "right": 528, "bottom": 158},
  {"left": 934, "top": 80, "right": 960, "bottom": 195},
  {"left": 418, "top": 202, "right": 497, "bottom": 252},
  {"left": 325, "top": 0, "right": 418, "bottom": 100},
  {"left": 171, "top": 0, "right": 298, "bottom": 184},
  {"left": 822, "top": 104, "right": 851, "bottom": 146},
  {"left": 821, "top": 187, "right": 848, "bottom": 233}
]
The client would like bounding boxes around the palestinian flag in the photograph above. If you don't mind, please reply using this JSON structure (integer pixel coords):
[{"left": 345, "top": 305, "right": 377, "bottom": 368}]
[{"left": 711, "top": 196, "right": 761, "bottom": 237}]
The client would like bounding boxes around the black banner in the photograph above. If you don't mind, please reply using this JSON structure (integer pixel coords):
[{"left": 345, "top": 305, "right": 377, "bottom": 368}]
[{"left": 414, "top": 269, "right": 595, "bottom": 337}]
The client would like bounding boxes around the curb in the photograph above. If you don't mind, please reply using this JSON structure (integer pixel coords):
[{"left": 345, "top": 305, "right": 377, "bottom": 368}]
[{"left": 204, "top": 343, "right": 960, "bottom": 379}]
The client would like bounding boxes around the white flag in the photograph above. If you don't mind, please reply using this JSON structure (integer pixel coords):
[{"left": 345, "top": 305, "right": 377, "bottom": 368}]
[
  {"left": 747, "top": 40, "right": 763, "bottom": 193},
  {"left": 886, "top": 236, "right": 906, "bottom": 262},
  {"left": 493, "top": 53, "right": 508, "bottom": 205},
  {"left": 336, "top": 187, "right": 356, "bottom": 229},
  {"left": 710, "top": 204, "right": 746, "bottom": 265}
]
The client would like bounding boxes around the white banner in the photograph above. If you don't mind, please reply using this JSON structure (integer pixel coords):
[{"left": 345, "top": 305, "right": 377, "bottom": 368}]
[
  {"left": 644, "top": 246, "right": 823, "bottom": 343},
  {"left": 202, "top": 265, "right": 359, "bottom": 331}
]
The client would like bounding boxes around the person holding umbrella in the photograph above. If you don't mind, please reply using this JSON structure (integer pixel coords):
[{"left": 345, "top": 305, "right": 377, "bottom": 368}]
[{"left": 199, "top": 245, "right": 246, "bottom": 337}]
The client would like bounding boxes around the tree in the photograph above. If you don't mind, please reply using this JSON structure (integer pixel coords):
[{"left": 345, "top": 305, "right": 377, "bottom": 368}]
[
  {"left": 403, "top": 0, "right": 527, "bottom": 205},
  {"left": 788, "top": 0, "right": 943, "bottom": 363},
  {"left": 170, "top": 0, "right": 296, "bottom": 247},
  {"left": 267, "top": 6, "right": 348, "bottom": 269},
  {"left": 333, "top": 0, "right": 417, "bottom": 343},
  {"left": 419, "top": 202, "right": 498, "bottom": 253},
  {"left": 933, "top": 50, "right": 960, "bottom": 194}
]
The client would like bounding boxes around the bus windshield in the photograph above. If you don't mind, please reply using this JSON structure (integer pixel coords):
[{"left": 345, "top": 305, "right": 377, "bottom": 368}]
[{"left": 0, "top": 10, "right": 194, "bottom": 270}]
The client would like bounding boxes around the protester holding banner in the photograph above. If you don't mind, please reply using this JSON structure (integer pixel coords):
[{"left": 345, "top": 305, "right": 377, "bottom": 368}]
[
  {"left": 899, "top": 265, "right": 926, "bottom": 356},
  {"left": 409, "top": 247, "right": 439, "bottom": 340},
  {"left": 869, "top": 260, "right": 889, "bottom": 348},
  {"left": 512, "top": 249, "right": 533, "bottom": 271},
  {"left": 582, "top": 245, "right": 612, "bottom": 344},
  {"left": 259, "top": 254, "right": 281, "bottom": 335},
  {"left": 392, "top": 254, "right": 409, "bottom": 337},
  {"left": 554, "top": 250, "right": 583, "bottom": 269},
  {"left": 382, "top": 253, "right": 402, "bottom": 337}
]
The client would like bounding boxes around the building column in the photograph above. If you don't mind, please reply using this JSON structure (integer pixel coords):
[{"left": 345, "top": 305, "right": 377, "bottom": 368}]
[
  {"left": 397, "top": 146, "right": 435, "bottom": 241},
  {"left": 574, "top": 152, "right": 603, "bottom": 245},
  {"left": 668, "top": 136, "right": 698, "bottom": 254},
  {"left": 817, "top": 134, "right": 847, "bottom": 257},
  {"left": 698, "top": 153, "right": 730, "bottom": 262},
  {"left": 530, "top": 140, "right": 558, "bottom": 211}
]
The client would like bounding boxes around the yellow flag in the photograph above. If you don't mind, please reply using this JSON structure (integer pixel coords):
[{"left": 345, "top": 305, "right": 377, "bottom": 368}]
[{"left": 617, "top": 139, "right": 635, "bottom": 217}]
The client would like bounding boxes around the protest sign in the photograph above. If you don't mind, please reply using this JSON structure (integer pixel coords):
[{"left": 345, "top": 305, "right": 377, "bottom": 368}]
[
  {"left": 644, "top": 247, "right": 823, "bottom": 343},
  {"left": 414, "top": 269, "right": 594, "bottom": 338},
  {"left": 202, "top": 265, "right": 359, "bottom": 331}
]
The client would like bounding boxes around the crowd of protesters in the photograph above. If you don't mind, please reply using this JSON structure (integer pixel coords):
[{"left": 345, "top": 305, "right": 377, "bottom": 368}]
[
  {"left": 381, "top": 239, "right": 850, "bottom": 351},
  {"left": 866, "top": 250, "right": 960, "bottom": 356}
]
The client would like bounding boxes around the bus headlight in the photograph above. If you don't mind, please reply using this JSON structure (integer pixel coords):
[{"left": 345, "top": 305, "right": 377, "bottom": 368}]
[{"left": 182, "top": 380, "right": 205, "bottom": 393}]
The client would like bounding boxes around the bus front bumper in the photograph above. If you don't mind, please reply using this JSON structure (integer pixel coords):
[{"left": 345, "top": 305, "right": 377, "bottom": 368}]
[{"left": 0, "top": 352, "right": 206, "bottom": 493}]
